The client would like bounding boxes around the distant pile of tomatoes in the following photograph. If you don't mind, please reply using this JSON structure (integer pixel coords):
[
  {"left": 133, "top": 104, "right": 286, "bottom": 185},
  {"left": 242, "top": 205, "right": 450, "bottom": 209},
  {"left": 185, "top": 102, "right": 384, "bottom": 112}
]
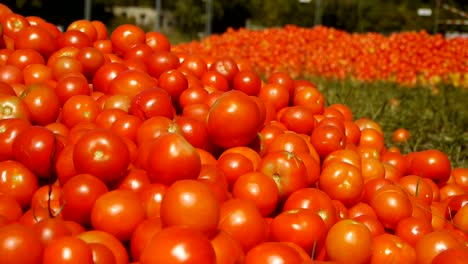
[
  {"left": 175, "top": 25, "right": 468, "bottom": 88},
  {"left": 0, "top": 3, "right": 467, "bottom": 264}
]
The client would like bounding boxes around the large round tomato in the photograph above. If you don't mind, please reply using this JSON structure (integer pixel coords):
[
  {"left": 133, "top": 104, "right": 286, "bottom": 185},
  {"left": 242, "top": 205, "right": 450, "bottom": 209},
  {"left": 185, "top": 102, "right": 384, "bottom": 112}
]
[
  {"left": 140, "top": 226, "right": 216, "bottom": 264},
  {"left": 205, "top": 90, "right": 262, "bottom": 149},
  {"left": 160, "top": 179, "right": 220, "bottom": 237},
  {"left": 407, "top": 149, "right": 452, "bottom": 186},
  {"left": 90, "top": 189, "right": 145, "bottom": 242},
  {"left": 145, "top": 132, "right": 201, "bottom": 185},
  {"left": 73, "top": 128, "right": 131, "bottom": 185},
  {"left": 12, "top": 125, "right": 63, "bottom": 179},
  {"left": 325, "top": 219, "right": 373, "bottom": 264},
  {"left": 0, "top": 160, "right": 38, "bottom": 209},
  {"left": 0, "top": 223, "right": 43, "bottom": 264}
]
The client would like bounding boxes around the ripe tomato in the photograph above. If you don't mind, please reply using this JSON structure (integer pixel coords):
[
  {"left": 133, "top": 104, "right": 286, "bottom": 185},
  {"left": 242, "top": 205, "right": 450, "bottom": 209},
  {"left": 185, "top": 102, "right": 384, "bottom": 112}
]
[
  {"left": 369, "top": 184, "right": 413, "bottom": 230},
  {"left": 325, "top": 219, "right": 373, "bottom": 264},
  {"left": 210, "top": 230, "right": 245, "bottom": 264},
  {"left": 270, "top": 208, "right": 327, "bottom": 257},
  {"left": 145, "top": 50, "right": 180, "bottom": 78},
  {"left": 244, "top": 241, "right": 305, "bottom": 264},
  {"left": 319, "top": 161, "right": 364, "bottom": 206},
  {"left": 0, "top": 94, "right": 31, "bottom": 121},
  {"left": 73, "top": 128, "right": 130, "bottom": 185},
  {"left": 77, "top": 230, "right": 129, "bottom": 264},
  {"left": 110, "top": 24, "right": 146, "bottom": 56},
  {"left": 140, "top": 226, "right": 216, "bottom": 264},
  {"left": 0, "top": 160, "right": 38, "bottom": 209},
  {"left": 129, "top": 217, "right": 162, "bottom": 262},
  {"left": 283, "top": 187, "right": 338, "bottom": 230},
  {"left": 0, "top": 223, "right": 43, "bottom": 263},
  {"left": 145, "top": 31, "right": 171, "bottom": 52},
  {"left": 61, "top": 94, "right": 101, "bottom": 128},
  {"left": 91, "top": 189, "right": 145, "bottom": 242},
  {"left": 310, "top": 124, "right": 346, "bottom": 159},
  {"left": 43, "top": 236, "right": 93, "bottom": 264},
  {"left": 107, "top": 69, "right": 158, "bottom": 98},
  {"left": 160, "top": 179, "right": 220, "bottom": 237},
  {"left": 279, "top": 106, "right": 316, "bottom": 135},
  {"left": 415, "top": 230, "right": 465, "bottom": 264},
  {"left": 394, "top": 216, "right": 433, "bottom": 247},
  {"left": 12, "top": 125, "right": 63, "bottom": 179},
  {"left": 218, "top": 198, "right": 268, "bottom": 252},
  {"left": 31, "top": 217, "right": 72, "bottom": 246},
  {"left": 431, "top": 247, "right": 468, "bottom": 264},
  {"left": 209, "top": 56, "right": 239, "bottom": 82},
  {"left": 258, "top": 83, "right": 289, "bottom": 111},
  {"left": 144, "top": 132, "right": 201, "bottom": 185},
  {"left": 205, "top": 90, "right": 262, "bottom": 149},
  {"left": 20, "top": 82, "right": 61, "bottom": 125},
  {"left": 408, "top": 149, "right": 452, "bottom": 186},
  {"left": 0, "top": 193, "right": 23, "bottom": 223},
  {"left": 61, "top": 173, "right": 109, "bottom": 226},
  {"left": 0, "top": 118, "right": 31, "bottom": 161},
  {"left": 129, "top": 87, "right": 175, "bottom": 120},
  {"left": 15, "top": 25, "right": 58, "bottom": 59},
  {"left": 258, "top": 151, "right": 309, "bottom": 201},
  {"left": 370, "top": 233, "right": 416, "bottom": 263},
  {"left": 231, "top": 171, "right": 279, "bottom": 217},
  {"left": 232, "top": 69, "right": 262, "bottom": 96}
]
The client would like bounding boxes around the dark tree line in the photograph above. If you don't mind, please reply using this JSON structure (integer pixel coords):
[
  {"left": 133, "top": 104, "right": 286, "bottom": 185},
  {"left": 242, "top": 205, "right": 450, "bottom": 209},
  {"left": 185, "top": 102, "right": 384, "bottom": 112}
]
[{"left": 5, "top": 0, "right": 468, "bottom": 36}]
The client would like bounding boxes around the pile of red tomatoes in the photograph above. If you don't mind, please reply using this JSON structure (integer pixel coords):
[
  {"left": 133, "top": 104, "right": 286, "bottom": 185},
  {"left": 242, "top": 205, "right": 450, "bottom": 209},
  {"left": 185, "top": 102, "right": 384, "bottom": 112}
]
[
  {"left": 175, "top": 25, "right": 468, "bottom": 88},
  {"left": 0, "top": 4, "right": 467, "bottom": 264}
]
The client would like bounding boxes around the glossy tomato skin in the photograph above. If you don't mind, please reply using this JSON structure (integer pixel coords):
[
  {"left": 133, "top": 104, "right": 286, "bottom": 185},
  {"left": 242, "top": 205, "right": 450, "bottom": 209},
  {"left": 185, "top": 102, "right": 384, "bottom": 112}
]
[
  {"left": 0, "top": 94, "right": 31, "bottom": 121},
  {"left": 73, "top": 128, "right": 131, "bottom": 186},
  {"left": 244, "top": 241, "right": 305, "bottom": 264},
  {"left": 408, "top": 149, "right": 452, "bottom": 186},
  {"left": 325, "top": 219, "right": 373, "bottom": 264},
  {"left": 0, "top": 118, "right": 31, "bottom": 161},
  {"left": 257, "top": 151, "right": 309, "bottom": 201},
  {"left": 146, "top": 132, "right": 201, "bottom": 185},
  {"left": 20, "top": 82, "right": 61, "bottom": 126},
  {"left": 140, "top": 226, "right": 216, "bottom": 264},
  {"left": 160, "top": 179, "right": 220, "bottom": 237},
  {"left": 42, "top": 236, "right": 94, "bottom": 264},
  {"left": 12, "top": 125, "right": 63, "bottom": 179},
  {"left": 205, "top": 90, "right": 262, "bottom": 149},
  {"left": 0, "top": 223, "right": 43, "bottom": 264},
  {"left": 129, "top": 87, "right": 175, "bottom": 120},
  {"left": 0, "top": 160, "right": 38, "bottom": 209}
]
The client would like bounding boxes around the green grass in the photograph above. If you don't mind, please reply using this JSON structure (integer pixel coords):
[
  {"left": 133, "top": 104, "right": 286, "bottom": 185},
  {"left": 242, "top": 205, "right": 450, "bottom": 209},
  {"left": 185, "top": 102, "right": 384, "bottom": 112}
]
[{"left": 308, "top": 77, "right": 468, "bottom": 169}]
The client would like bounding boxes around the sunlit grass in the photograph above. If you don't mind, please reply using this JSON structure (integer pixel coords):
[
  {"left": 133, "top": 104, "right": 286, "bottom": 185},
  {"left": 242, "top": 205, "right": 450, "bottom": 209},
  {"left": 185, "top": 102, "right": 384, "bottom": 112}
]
[{"left": 309, "top": 77, "right": 468, "bottom": 168}]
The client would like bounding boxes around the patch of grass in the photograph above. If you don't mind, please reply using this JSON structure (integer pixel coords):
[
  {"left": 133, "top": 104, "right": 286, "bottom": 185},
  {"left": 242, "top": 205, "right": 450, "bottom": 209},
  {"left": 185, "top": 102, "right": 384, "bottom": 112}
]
[{"left": 308, "top": 77, "right": 468, "bottom": 169}]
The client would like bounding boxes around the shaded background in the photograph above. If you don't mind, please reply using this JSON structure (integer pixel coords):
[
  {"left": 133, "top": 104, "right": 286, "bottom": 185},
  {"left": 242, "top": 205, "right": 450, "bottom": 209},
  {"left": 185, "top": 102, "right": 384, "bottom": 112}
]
[{"left": 4, "top": 0, "right": 467, "bottom": 43}]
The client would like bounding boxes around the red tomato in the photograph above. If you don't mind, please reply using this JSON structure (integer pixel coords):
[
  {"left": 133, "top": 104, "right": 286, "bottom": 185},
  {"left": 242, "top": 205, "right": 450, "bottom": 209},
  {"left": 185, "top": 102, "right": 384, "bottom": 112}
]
[
  {"left": 61, "top": 173, "right": 109, "bottom": 226},
  {"left": 244, "top": 241, "right": 305, "bottom": 264},
  {"left": 129, "top": 87, "right": 175, "bottom": 120},
  {"left": 310, "top": 124, "right": 346, "bottom": 160},
  {"left": 0, "top": 94, "right": 31, "bottom": 121},
  {"left": 20, "top": 82, "right": 61, "bottom": 125},
  {"left": 0, "top": 118, "right": 31, "bottom": 161},
  {"left": 231, "top": 171, "right": 279, "bottom": 217},
  {"left": 270, "top": 208, "right": 327, "bottom": 257},
  {"left": 91, "top": 189, "right": 145, "bottom": 242},
  {"left": 15, "top": 25, "right": 58, "bottom": 59},
  {"left": 107, "top": 69, "right": 158, "bottom": 99},
  {"left": 431, "top": 247, "right": 468, "bottom": 264},
  {"left": 205, "top": 90, "right": 262, "bottom": 149},
  {"left": 415, "top": 230, "right": 465, "bottom": 264},
  {"left": 160, "top": 179, "right": 220, "bottom": 237},
  {"left": 0, "top": 193, "right": 23, "bottom": 223},
  {"left": 257, "top": 151, "right": 309, "bottom": 201},
  {"left": 145, "top": 132, "right": 201, "bottom": 185},
  {"left": 319, "top": 161, "right": 364, "bottom": 206},
  {"left": 369, "top": 185, "right": 413, "bottom": 230},
  {"left": 73, "top": 128, "right": 130, "bottom": 185},
  {"left": 370, "top": 233, "right": 416, "bottom": 263},
  {"left": 129, "top": 218, "right": 162, "bottom": 262},
  {"left": 77, "top": 230, "right": 129, "bottom": 264},
  {"left": 110, "top": 24, "right": 145, "bottom": 56},
  {"left": 210, "top": 230, "right": 245, "bottom": 264},
  {"left": 145, "top": 50, "right": 180, "bottom": 78},
  {"left": 145, "top": 31, "right": 171, "bottom": 52},
  {"left": 0, "top": 160, "right": 38, "bottom": 209},
  {"left": 31, "top": 217, "right": 72, "bottom": 246},
  {"left": 325, "top": 219, "right": 373, "bottom": 264},
  {"left": 12, "top": 125, "right": 63, "bottom": 179},
  {"left": 408, "top": 149, "right": 452, "bottom": 186},
  {"left": 0, "top": 223, "right": 43, "bottom": 263},
  {"left": 283, "top": 188, "right": 338, "bottom": 230},
  {"left": 218, "top": 198, "right": 268, "bottom": 252},
  {"left": 140, "top": 226, "right": 216, "bottom": 264}
]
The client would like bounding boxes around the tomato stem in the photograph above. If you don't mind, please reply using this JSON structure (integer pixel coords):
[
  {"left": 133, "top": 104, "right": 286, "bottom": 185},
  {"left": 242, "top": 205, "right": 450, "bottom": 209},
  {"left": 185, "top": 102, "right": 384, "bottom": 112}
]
[
  {"left": 414, "top": 176, "right": 421, "bottom": 198},
  {"left": 311, "top": 239, "right": 317, "bottom": 260}
]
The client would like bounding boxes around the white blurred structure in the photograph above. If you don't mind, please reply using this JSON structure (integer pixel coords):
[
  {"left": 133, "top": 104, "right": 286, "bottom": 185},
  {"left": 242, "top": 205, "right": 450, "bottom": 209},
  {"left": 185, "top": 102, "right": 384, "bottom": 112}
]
[{"left": 106, "top": 6, "right": 176, "bottom": 31}]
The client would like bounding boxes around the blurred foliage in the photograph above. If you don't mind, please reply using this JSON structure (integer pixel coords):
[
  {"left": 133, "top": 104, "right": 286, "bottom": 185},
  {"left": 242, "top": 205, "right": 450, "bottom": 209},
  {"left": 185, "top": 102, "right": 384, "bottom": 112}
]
[{"left": 5, "top": 0, "right": 468, "bottom": 36}]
